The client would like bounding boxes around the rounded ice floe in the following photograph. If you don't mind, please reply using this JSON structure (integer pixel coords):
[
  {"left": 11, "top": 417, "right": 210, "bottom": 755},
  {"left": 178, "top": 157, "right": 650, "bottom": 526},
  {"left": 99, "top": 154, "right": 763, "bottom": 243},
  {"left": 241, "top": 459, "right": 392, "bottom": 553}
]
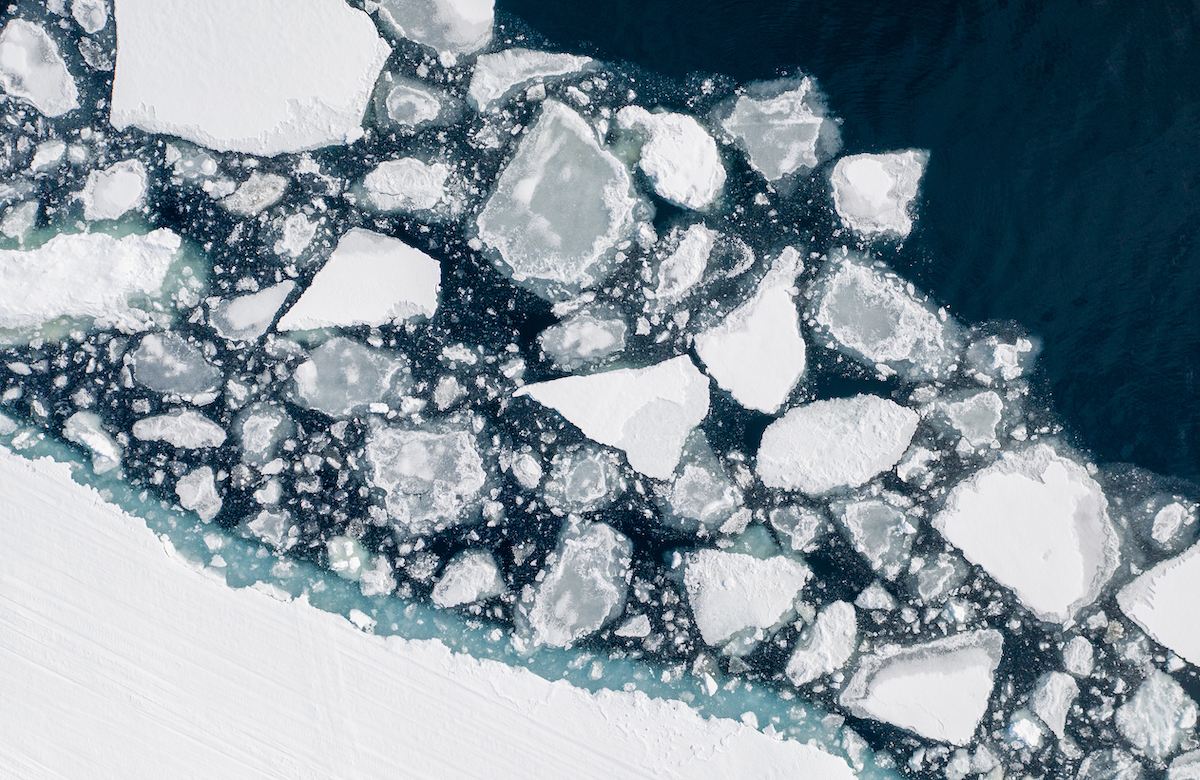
[
  {"left": 839, "top": 629, "right": 1003, "bottom": 746},
  {"left": 1116, "top": 671, "right": 1198, "bottom": 762},
  {"left": 82, "top": 160, "right": 148, "bottom": 222},
  {"left": 1119, "top": 538, "right": 1200, "bottom": 667},
  {"left": 543, "top": 445, "right": 626, "bottom": 514},
  {"left": 373, "top": 74, "right": 457, "bottom": 131},
  {"left": 175, "top": 466, "right": 222, "bottom": 522},
  {"left": 220, "top": 173, "right": 288, "bottom": 217},
  {"left": 277, "top": 228, "right": 441, "bottom": 331},
  {"left": 934, "top": 443, "right": 1120, "bottom": 624},
  {"left": 538, "top": 304, "right": 628, "bottom": 371},
  {"left": 131, "top": 332, "right": 223, "bottom": 403},
  {"left": 757, "top": 394, "right": 919, "bottom": 495},
  {"left": 431, "top": 549, "right": 505, "bottom": 608},
  {"left": 132, "top": 409, "right": 227, "bottom": 449},
  {"left": 210, "top": 281, "right": 296, "bottom": 343},
  {"left": 467, "top": 49, "right": 594, "bottom": 112},
  {"left": 63, "top": 411, "right": 123, "bottom": 475},
  {"left": 109, "top": 0, "right": 389, "bottom": 156},
  {"left": 374, "top": 0, "right": 494, "bottom": 64},
  {"left": 0, "top": 20, "right": 80, "bottom": 117},
  {"left": 785, "top": 601, "right": 858, "bottom": 687},
  {"left": 835, "top": 498, "right": 917, "bottom": 581},
  {"left": 362, "top": 158, "right": 450, "bottom": 212},
  {"left": 965, "top": 332, "right": 1039, "bottom": 384},
  {"left": 683, "top": 549, "right": 810, "bottom": 650},
  {"left": 617, "top": 106, "right": 725, "bottom": 210},
  {"left": 72, "top": 0, "right": 109, "bottom": 33},
  {"left": 830, "top": 151, "right": 928, "bottom": 238},
  {"left": 1078, "top": 749, "right": 1143, "bottom": 780},
  {"left": 292, "top": 337, "right": 412, "bottom": 418}
]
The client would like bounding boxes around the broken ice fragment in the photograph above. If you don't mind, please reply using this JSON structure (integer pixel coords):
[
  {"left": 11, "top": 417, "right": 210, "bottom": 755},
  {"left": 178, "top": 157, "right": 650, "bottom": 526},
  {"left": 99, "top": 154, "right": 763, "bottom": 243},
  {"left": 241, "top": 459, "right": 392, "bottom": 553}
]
[
  {"left": 757, "top": 395, "right": 919, "bottom": 495},
  {"left": 769, "top": 504, "right": 826, "bottom": 553},
  {"left": 132, "top": 409, "right": 227, "bottom": 449},
  {"left": 358, "top": 555, "right": 397, "bottom": 598},
  {"left": 786, "top": 601, "right": 858, "bottom": 686},
  {"left": 650, "top": 223, "right": 715, "bottom": 303},
  {"left": 933, "top": 390, "right": 1004, "bottom": 449},
  {"left": 63, "top": 411, "right": 123, "bottom": 474},
  {"left": 934, "top": 444, "right": 1120, "bottom": 624},
  {"left": 82, "top": 160, "right": 148, "bottom": 222},
  {"left": 327, "top": 535, "right": 371, "bottom": 581},
  {"left": 539, "top": 305, "right": 628, "bottom": 371},
  {"left": 468, "top": 49, "right": 594, "bottom": 112},
  {"left": 830, "top": 151, "right": 928, "bottom": 238},
  {"left": 292, "top": 337, "right": 412, "bottom": 418},
  {"left": 1078, "top": 750, "right": 1143, "bottom": 780},
  {"left": 1029, "top": 671, "right": 1078, "bottom": 740},
  {"left": 543, "top": 445, "right": 626, "bottom": 514},
  {"left": 0, "top": 20, "right": 80, "bottom": 117},
  {"left": 362, "top": 159, "right": 449, "bottom": 212},
  {"left": 221, "top": 173, "right": 288, "bottom": 216},
  {"left": 277, "top": 228, "right": 440, "bottom": 330},
  {"left": 210, "top": 281, "right": 295, "bottom": 342},
  {"left": 374, "top": 0, "right": 494, "bottom": 64},
  {"left": 244, "top": 509, "right": 296, "bottom": 551},
  {"left": 431, "top": 549, "right": 505, "bottom": 608},
  {"left": 657, "top": 430, "right": 742, "bottom": 533},
  {"left": 965, "top": 333, "right": 1039, "bottom": 383},
  {"left": 1116, "top": 671, "right": 1198, "bottom": 762},
  {"left": 836, "top": 499, "right": 916, "bottom": 581},
  {"left": 237, "top": 404, "right": 293, "bottom": 467},
  {"left": 1063, "top": 635, "right": 1095, "bottom": 677},
  {"left": 617, "top": 106, "right": 725, "bottom": 210},
  {"left": 1, "top": 201, "right": 37, "bottom": 245},
  {"left": 514, "top": 355, "right": 709, "bottom": 481},
  {"left": 683, "top": 549, "right": 810, "bottom": 650},
  {"left": 1119, "top": 539, "right": 1200, "bottom": 666},
  {"left": 72, "top": 0, "right": 109, "bottom": 33},
  {"left": 373, "top": 74, "right": 457, "bottom": 131},
  {"left": 840, "top": 629, "right": 1003, "bottom": 746},
  {"left": 131, "top": 332, "right": 223, "bottom": 402},
  {"left": 175, "top": 466, "right": 222, "bottom": 522}
]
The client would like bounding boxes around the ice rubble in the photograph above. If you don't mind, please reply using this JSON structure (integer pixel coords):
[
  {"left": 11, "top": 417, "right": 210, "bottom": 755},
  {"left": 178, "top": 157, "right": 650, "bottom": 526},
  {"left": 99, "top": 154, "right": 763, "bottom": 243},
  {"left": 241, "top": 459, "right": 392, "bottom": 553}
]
[
  {"left": 617, "top": 107, "right": 725, "bottom": 210},
  {"left": 1119, "top": 539, "right": 1200, "bottom": 666},
  {"left": 131, "top": 332, "right": 223, "bottom": 402},
  {"left": 374, "top": 0, "right": 493, "bottom": 64},
  {"left": 277, "top": 228, "right": 440, "bottom": 330},
  {"left": 431, "top": 549, "right": 505, "bottom": 608},
  {"left": 539, "top": 305, "right": 628, "bottom": 371},
  {"left": 362, "top": 158, "right": 450, "bottom": 212},
  {"left": 514, "top": 356, "right": 709, "bottom": 481},
  {"left": 757, "top": 394, "right": 919, "bottom": 494},
  {"left": 0, "top": 20, "right": 79, "bottom": 117},
  {"left": 475, "top": 100, "right": 645, "bottom": 301},
  {"left": 934, "top": 444, "right": 1120, "bottom": 624},
  {"left": 840, "top": 629, "right": 1003, "bottom": 746},
  {"left": 468, "top": 49, "right": 594, "bottom": 112},
  {"left": 63, "top": 411, "right": 123, "bottom": 474},
  {"left": 109, "top": 0, "right": 389, "bottom": 156},
  {"left": 175, "top": 466, "right": 222, "bottom": 522},
  {"left": 683, "top": 549, "right": 810, "bottom": 650},
  {"left": 131, "top": 409, "right": 227, "bottom": 449},
  {"left": 785, "top": 601, "right": 858, "bottom": 686},
  {"left": 293, "top": 337, "right": 412, "bottom": 418},
  {"left": 1116, "top": 671, "right": 1198, "bottom": 762},
  {"left": 210, "top": 281, "right": 295, "bottom": 342},
  {"left": 830, "top": 151, "right": 928, "bottom": 238},
  {"left": 82, "top": 160, "right": 148, "bottom": 222}
]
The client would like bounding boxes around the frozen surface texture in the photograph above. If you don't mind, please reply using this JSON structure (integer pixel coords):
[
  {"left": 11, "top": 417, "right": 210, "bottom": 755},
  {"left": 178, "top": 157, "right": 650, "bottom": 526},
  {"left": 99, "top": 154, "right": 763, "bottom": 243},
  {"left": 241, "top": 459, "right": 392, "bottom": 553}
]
[
  {"left": 431, "top": 549, "right": 505, "bottom": 608},
  {"left": 684, "top": 549, "right": 810, "bottom": 648},
  {"left": 468, "top": 49, "right": 593, "bottom": 111},
  {"left": 131, "top": 409, "right": 227, "bottom": 449},
  {"left": 375, "top": 0, "right": 493, "bottom": 64},
  {"left": 0, "top": 20, "right": 79, "bottom": 117},
  {"left": 363, "top": 158, "right": 450, "bottom": 212},
  {"left": 830, "top": 151, "right": 928, "bottom": 237},
  {"left": 82, "top": 160, "right": 148, "bottom": 222},
  {"left": 785, "top": 601, "right": 858, "bottom": 686},
  {"left": 1115, "top": 671, "right": 1198, "bottom": 762},
  {"left": 293, "top": 337, "right": 412, "bottom": 418},
  {"left": 110, "top": 0, "right": 389, "bottom": 156},
  {"left": 617, "top": 106, "right": 725, "bottom": 209},
  {"left": 210, "top": 281, "right": 295, "bottom": 342},
  {"left": 716, "top": 76, "right": 840, "bottom": 182},
  {"left": 1119, "top": 539, "right": 1200, "bottom": 666}
]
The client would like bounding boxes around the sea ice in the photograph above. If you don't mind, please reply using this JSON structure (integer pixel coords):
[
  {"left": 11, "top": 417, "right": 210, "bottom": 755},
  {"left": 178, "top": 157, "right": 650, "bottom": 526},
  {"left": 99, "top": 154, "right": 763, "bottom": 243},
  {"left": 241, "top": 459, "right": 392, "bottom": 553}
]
[
  {"left": 757, "top": 394, "right": 919, "bottom": 495},
  {"left": 1119, "top": 539, "right": 1200, "bottom": 666},
  {"left": 657, "top": 431, "right": 742, "bottom": 533},
  {"left": 934, "top": 444, "right": 1120, "bottom": 624},
  {"left": 840, "top": 629, "right": 1003, "bottom": 745},
  {"left": 63, "top": 411, "right": 123, "bottom": 474},
  {"left": 617, "top": 106, "right": 725, "bottom": 209},
  {"left": 244, "top": 508, "right": 297, "bottom": 551},
  {"left": 769, "top": 504, "right": 827, "bottom": 553},
  {"left": 539, "top": 305, "right": 628, "bottom": 371},
  {"left": 374, "top": 0, "right": 494, "bottom": 64},
  {"left": 326, "top": 535, "right": 371, "bottom": 581},
  {"left": 374, "top": 74, "right": 456, "bottom": 131},
  {"left": 910, "top": 553, "right": 968, "bottom": 603},
  {"left": 277, "top": 228, "right": 440, "bottom": 330},
  {"left": 0, "top": 20, "right": 79, "bottom": 117},
  {"left": 210, "top": 281, "right": 295, "bottom": 342},
  {"left": 1077, "top": 749, "right": 1143, "bottom": 780},
  {"left": 1063, "top": 635, "right": 1095, "bottom": 677},
  {"left": 1029, "top": 671, "right": 1077, "bottom": 740},
  {"left": 82, "top": 160, "right": 148, "bottom": 222},
  {"left": 650, "top": 224, "right": 716, "bottom": 303},
  {"left": 468, "top": 49, "right": 594, "bottom": 112},
  {"left": 1116, "top": 671, "right": 1198, "bottom": 762},
  {"left": 514, "top": 355, "right": 709, "bottom": 480},
  {"left": 934, "top": 390, "right": 1004, "bottom": 448},
  {"left": 131, "top": 332, "right": 223, "bottom": 402},
  {"left": 237, "top": 404, "right": 293, "bottom": 467},
  {"left": 221, "top": 173, "right": 288, "bottom": 216},
  {"left": 362, "top": 158, "right": 450, "bottom": 212},
  {"left": 72, "top": 0, "right": 109, "bottom": 33},
  {"left": 785, "top": 601, "right": 858, "bottom": 686},
  {"left": 175, "top": 466, "right": 222, "bottom": 522},
  {"left": 965, "top": 333, "right": 1038, "bottom": 383},
  {"left": 683, "top": 549, "right": 810, "bottom": 650},
  {"left": 475, "top": 101, "right": 645, "bottom": 301},
  {"left": 1, "top": 201, "right": 37, "bottom": 244},
  {"left": 1172, "top": 752, "right": 1200, "bottom": 780},
  {"left": 836, "top": 499, "right": 917, "bottom": 581},
  {"left": 830, "top": 151, "right": 928, "bottom": 238},
  {"left": 1152, "top": 501, "right": 1197, "bottom": 548},
  {"left": 132, "top": 409, "right": 227, "bottom": 449},
  {"left": 543, "top": 445, "right": 625, "bottom": 514},
  {"left": 293, "top": 337, "right": 412, "bottom": 418},
  {"left": 431, "top": 549, "right": 505, "bottom": 608},
  {"left": 109, "top": 0, "right": 389, "bottom": 156}
]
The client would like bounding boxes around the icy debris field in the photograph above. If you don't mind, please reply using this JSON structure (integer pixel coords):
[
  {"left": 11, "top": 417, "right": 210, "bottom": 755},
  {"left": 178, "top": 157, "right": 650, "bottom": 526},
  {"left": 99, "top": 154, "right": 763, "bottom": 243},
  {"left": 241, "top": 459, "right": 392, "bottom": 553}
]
[{"left": 1, "top": 0, "right": 1199, "bottom": 778}]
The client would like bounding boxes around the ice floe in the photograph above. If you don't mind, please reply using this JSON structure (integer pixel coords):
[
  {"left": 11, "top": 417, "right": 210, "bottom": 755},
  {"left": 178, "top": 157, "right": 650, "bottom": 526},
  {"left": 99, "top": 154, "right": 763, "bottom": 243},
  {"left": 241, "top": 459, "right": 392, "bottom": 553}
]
[
  {"left": 836, "top": 498, "right": 917, "bottom": 580},
  {"left": 785, "top": 601, "right": 858, "bottom": 686},
  {"left": 374, "top": 73, "right": 459, "bottom": 131},
  {"left": 543, "top": 445, "right": 626, "bottom": 514},
  {"left": 293, "top": 337, "right": 412, "bottom": 418},
  {"left": 175, "top": 466, "right": 223, "bottom": 522},
  {"left": 362, "top": 158, "right": 450, "bottom": 212},
  {"left": 649, "top": 223, "right": 716, "bottom": 303},
  {"left": 830, "top": 151, "right": 928, "bottom": 238},
  {"left": 468, "top": 49, "right": 594, "bottom": 112},
  {"left": 221, "top": 172, "right": 288, "bottom": 216},
  {"left": 63, "top": 411, "right": 122, "bottom": 474},
  {"left": 71, "top": 0, "right": 108, "bottom": 33},
  {"left": 1115, "top": 671, "right": 1198, "bottom": 762},
  {"left": 657, "top": 431, "right": 742, "bottom": 533},
  {"left": 82, "top": 160, "right": 148, "bottom": 222},
  {"left": 374, "top": 0, "right": 494, "bottom": 64},
  {"left": 0, "top": 20, "right": 79, "bottom": 117},
  {"left": 683, "top": 549, "right": 810, "bottom": 650},
  {"left": 210, "top": 281, "right": 295, "bottom": 342},
  {"left": 132, "top": 408, "right": 227, "bottom": 449},
  {"left": 1119, "top": 538, "right": 1200, "bottom": 666},
  {"left": 431, "top": 549, "right": 505, "bottom": 608},
  {"left": 1030, "top": 671, "right": 1078, "bottom": 740},
  {"left": 538, "top": 304, "right": 628, "bottom": 371},
  {"left": 131, "top": 332, "right": 223, "bottom": 403},
  {"left": 617, "top": 106, "right": 725, "bottom": 209}
]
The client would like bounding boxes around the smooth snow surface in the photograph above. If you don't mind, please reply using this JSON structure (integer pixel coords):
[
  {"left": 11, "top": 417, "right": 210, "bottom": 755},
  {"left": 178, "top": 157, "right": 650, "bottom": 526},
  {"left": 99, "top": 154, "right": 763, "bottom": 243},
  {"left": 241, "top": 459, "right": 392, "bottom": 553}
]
[
  {"left": 514, "top": 356, "right": 709, "bottom": 480},
  {"left": 375, "top": 0, "right": 493, "bottom": 64},
  {"left": 757, "top": 394, "right": 919, "bottom": 494},
  {"left": 0, "top": 449, "right": 857, "bottom": 780},
  {"left": 830, "top": 151, "right": 928, "bottom": 237},
  {"left": 82, "top": 160, "right": 148, "bottom": 221},
  {"left": 716, "top": 77, "right": 840, "bottom": 182},
  {"left": 617, "top": 106, "right": 725, "bottom": 209},
  {"left": 840, "top": 629, "right": 1003, "bottom": 746},
  {"left": 1119, "top": 539, "right": 1200, "bottom": 666},
  {"left": 109, "top": 0, "right": 389, "bottom": 156},
  {"left": 934, "top": 444, "right": 1119, "bottom": 624},
  {"left": 468, "top": 48, "right": 594, "bottom": 111},
  {"left": 684, "top": 549, "right": 810, "bottom": 648},
  {"left": 0, "top": 20, "right": 79, "bottom": 117},
  {"left": 277, "top": 228, "right": 440, "bottom": 330}
]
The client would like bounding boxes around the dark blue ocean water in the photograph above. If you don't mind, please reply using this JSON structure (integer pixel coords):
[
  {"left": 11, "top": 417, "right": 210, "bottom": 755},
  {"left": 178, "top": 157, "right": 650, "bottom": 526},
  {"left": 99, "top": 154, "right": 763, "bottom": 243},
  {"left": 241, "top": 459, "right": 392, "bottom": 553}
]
[{"left": 499, "top": 0, "right": 1200, "bottom": 483}]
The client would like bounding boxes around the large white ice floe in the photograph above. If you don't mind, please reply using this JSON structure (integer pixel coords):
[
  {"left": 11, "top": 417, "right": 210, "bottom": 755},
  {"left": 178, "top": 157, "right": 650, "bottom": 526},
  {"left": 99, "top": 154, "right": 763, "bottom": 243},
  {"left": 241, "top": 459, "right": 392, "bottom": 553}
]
[
  {"left": 131, "top": 409, "right": 227, "bottom": 449},
  {"left": 0, "top": 229, "right": 182, "bottom": 342},
  {"left": 0, "top": 20, "right": 79, "bottom": 117},
  {"left": 82, "top": 160, "right": 148, "bottom": 222},
  {"left": 840, "top": 629, "right": 1003, "bottom": 745},
  {"left": 109, "top": 0, "right": 389, "bottom": 156},
  {"left": 293, "top": 337, "right": 413, "bottom": 418},
  {"left": 520, "top": 516, "right": 632, "bottom": 649},
  {"left": 811, "top": 252, "right": 961, "bottom": 380},
  {"left": 714, "top": 76, "right": 841, "bottom": 183},
  {"left": 468, "top": 49, "right": 594, "bottom": 112},
  {"left": 934, "top": 443, "right": 1119, "bottom": 624},
  {"left": 785, "top": 601, "right": 858, "bottom": 686},
  {"left": 374, "top": 0, "right": 494, "bottom": 64},
  {"left": 63, "top": 411, "right": 123, "bottom": 475},
  {"left": 277, "top": 228, "right": 440, "bottom": 330},
  {"left": 1116, "top": 671, "right": 1198, "bottom": 762},
  {"left": 683, "top": 549, "right": 810, "bottom": 650},
  {"left": 616, "top": 106, "right": 725, "bottom": 210},
  {"left": 1119, "top": 539, "right": 1200, "bottom": 666},
  {"left": 757, "top": 394, "right": 919, "bottom": 494},
  {"left": 514, "top": 355, "right": 709, "bottom": 481},
  {"left": 475, "top": 100, "right": 646, "bottom": 302},
  {"left": 431, "top": 549, "right": 505, "bottom": 608},
  {"left": 362, "top": 158, "right": 450, "bottom": 213},
  {"left": 695, "top": 247, "right": 805, "bottom": 414},
  {"left": 210, "top": 281, "right": 295, "bottom": 342},
  {"left": 830, "top": 151, "right": 928, "bottom": 238}
]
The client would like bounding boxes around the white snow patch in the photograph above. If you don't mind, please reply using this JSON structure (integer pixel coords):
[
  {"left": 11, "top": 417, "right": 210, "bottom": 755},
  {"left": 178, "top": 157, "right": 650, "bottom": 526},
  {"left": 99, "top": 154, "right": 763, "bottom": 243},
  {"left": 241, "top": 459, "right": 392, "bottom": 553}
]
[
  {"left": 83, "top": 160, "right": 148, "bottom": 221},
  {"left": 683, "top": 549, "right": 810, "bottom": 648},
  {"left": 617, "top": 106, "right": 725, "bottom": 209},
  {"left": 468, "top": 48, "right": 593, "bottom": 112},
  {"left": 830, "top": 151, "right": 928, "bottom": 238},
  {"left": 1119, "top": 539, "right": 1200, "bottom": 667},
  {"left": 363, "top": 158, "right": 449, "bottom": 212},
  {"left": 210, "top": 281, "right": 295, "bottom": 342},
  {"left": 132, "top": 409, "right": 227, "bottom": 449},
  {"left": 0, "top": 20, "right": 79, "bottom": 117},
  {"left": 786, "top": 601, "right": 858, "bottom": 686}
]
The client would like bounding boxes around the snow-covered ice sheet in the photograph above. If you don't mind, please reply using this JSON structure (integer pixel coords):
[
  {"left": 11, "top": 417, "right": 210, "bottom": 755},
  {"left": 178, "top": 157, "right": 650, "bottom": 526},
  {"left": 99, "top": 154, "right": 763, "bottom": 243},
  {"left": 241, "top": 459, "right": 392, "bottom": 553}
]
[{"left": 1119, "top": 539, "right": 1200, "bottom": 666}]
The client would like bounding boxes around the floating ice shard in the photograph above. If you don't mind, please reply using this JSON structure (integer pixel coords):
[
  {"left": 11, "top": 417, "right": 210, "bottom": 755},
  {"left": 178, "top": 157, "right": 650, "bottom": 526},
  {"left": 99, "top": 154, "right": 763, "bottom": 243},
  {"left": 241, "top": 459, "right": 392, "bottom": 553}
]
[
  {"left": 769, "top": 504, "right": 827, "bottom": 553},
  {"left": 63, "top": 411, "right": 123, "bottom": 474},
  {"left": 514, "top": 355, "right": 709, "bottom": 481},
  {"left": 965, "top": 333, "right": 1039, "bottom": 383},
  {"left": 72, "top": 0, "right": 109, "bottom": 33},
  {"left": 0, "top": 229, "right": 182, "bottom": 342},
  {"left": 373, "top": 74, "right": 459, "bottom": 131},
  {"left": 785, "top": 601, "right": 858, "bottom": 686},
  {"left": 82, "top": 160, "right": 148, "bottom": 222},
  {"left": 131, "top": 332, "right": 223, "bottom": 402},
  {"left": 836, "top": 499, "right": 917, "bottom": 581},
  {"left": 830, "top": 151, "right": 928, "bottom": 238},
  {"left": 468, "top": 49, "right": 594, "bottom": 112},
  {"left": 757, "top": 394, "right": 919, "bottom": 495},
  {"left": 374, "top": 0, "right": 493, "bottom": 64},
  {"left": 909, "top": 552, "right": 967, "bottom": 603},
  {"left": 617, "top": 106, "right": 725, "bottom": 209},
  {"left": 0, "top": 20, "right": 80, "bottom": 117},
  {"left": 175, "top": 466, "right": 222, "bottom": 522},
  {"left": 362, "top": 158, "right": 449, "bottom": 212},
  {"left": 210, "top": 281, "right": 295, "bottom": 342},
  {"left": 237, "top": 403, "right": 293, "bottom": 467},
  {"left": 132, "top": 408, "right": 227, "bottom": 449},
  {"left": 1119, "top": 539, "right": 1200, "bottom": 666},
  {"left": 431, "top": 549, "right": 505, "bottom": 608},
  {"left": 1029, "top": 671, "right": 1078, "bottom": 740},
  {"left": 840, "top": 629, "right": 1003, "bottom": 746},
  {"left": 277, "top": 228, "right": 440, "bottom": 330},
  {"left": 221, "top": 172, "right": 288, "bottom": 216},
  {"left": 683, "top": 549, "right": 810, "bottom": 649},
  {"left": 475, "top": 101, "right": 645, "bottom": 302},
  {"left": 292, "top": 337, "right": 412, "bottom": 418},
  {"left": 1151, "top": 501, "right": 1197, "bottom": 549},
  {"left": 244, "top": 508, "right": 297, "bottom": 551},
  {"left": 110, "top": 0, "right": 389, "bottom": 156},
  {"left": 1116, "top": 671, "right": 1198, "bottom": 762},
  {"left": 695, "top": 247, "right": 805, "bottom": 414},
  {"left": 657, "top": 430, "right": 742, "bottom": 533},
  {"left": 543, "top": 445, "right": 626, "bottom": 514},
  {"left": 934, "top": 444, "right": 1119, "bottom": 624},
  {"left": 650, "top": 223, "right": 715, "bottom": 303},
  {"left": 1, "top": 201, "right": 37, "bottom": 245},
  {"left": 539, "top": 305, "right": 628, "bottom": 371}
]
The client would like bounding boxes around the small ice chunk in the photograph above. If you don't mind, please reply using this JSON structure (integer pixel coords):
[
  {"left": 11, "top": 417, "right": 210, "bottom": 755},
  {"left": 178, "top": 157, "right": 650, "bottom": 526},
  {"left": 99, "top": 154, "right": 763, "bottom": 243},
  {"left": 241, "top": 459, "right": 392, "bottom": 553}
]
[
  {"left": 132, "top": 408, "right": 227, "bottom": 449},
  {"left": 110, "top": 0, "right": 389, "bottom": 156},
  {"left": 272, "top": 214, "right": 317, "bottom": 259},
  {"left": 543, "top": 445, "right": 625, "bottom": 514},
  {"left": 509, "top": 451, "right": 543, "bottom": 490},
  {"left": 432, "top": 375, "right": 465, "bottom": 411},
  {"left": 326, "top": 535, "right": 370, "bottom": 581},
  {"left": 1029, "top": 671, "right": 1078, "bottom": 740},
  {"left": 30, "top": 140, "right": 66, "bottom": 171},
  {"left": 72, "top": 0, "right": 109, "bottom": 33},
  {"left": 769, "top": 504, "right": 826, "bottom": 553},
  {"left": 277, "top": 228, "right": 440, "bottom": 330},
  {"left": 375, "top": 0, "right": 493, "bottom": 63},
  {"left": 82, "top": 160, "right": 148, "bottom": 222},
  {"left": 0, "top": 201, "right": 37, "bottom": 244},
  {"left": 468, "top": 49, "right": 593, "bottom": 112},
  {"left": 615, "top": 614, "right": 651, "bottom": 638},
  {"left": 237, "top": 404, "right": 292, "bottom": 466},
  {"left": 0, "top": 20, "right": 80, "bottom": 117},
  {"left": 374, "top": 74, "right": 454, "bottom": 130},
  {"left": 617, "top": 106, "right": 725, "bottom": 209},
  {"left": 715, "top": 76, "right": 840, "bottom": 183},
  {"left": 244, "top": 509, "right": 296, "bottom": 551},
  {"left": 1119, "top": 539, "right": 1200, "bottom": 667},
  {"left": 966, "top": 334, "right": 1038, "bottom": 382},
  {"left": 1063, "top": 635, "right": 1095, "bottom": 677},
  {"left": 695, "top": 247, "right": 805, "bottom": 414},
  {"left": 650, "top": 223, "right": 715, "bottom": 303},
  {"left": 1078, "top": 750, "right": 1143, "bottom": 780},
  {"left": 840, "top": 629, "right": 1003, "bottom": 746},
  {"left": 757, "top": 394, "right": 919, "bottom": 495},
  {"left": 131, "top": 332, "right": 222, "bottom": 401},
  {"left": 786, "top": 601, "right": 858, "bottom": 686},
  {"left": 837, "top": 499, "right": 916, "bottom": 581},
  {"left": 658, "top": 430, "right": 742, "bottom": 533},
  {"left": 221, "top": 173, "right": 287, "bottom": 216},
  {"left": 358, "top": 555, "right": 397, "bottom": 598},
  {"left": 539, "top": 305, "right": 627, "bottom": 371},
  {"left": 293, "top": 337, "right": 412, "bottom": 418},
  {"left": 362, "top": 158, "right": 449, "bottom": 212},
  {"left": 1153, "top": 502, "right": 1197, "bottom": 548},
  {"left": 934, "top": 444, "right": 1120, "bottom": 624},
  {"left": 830, "top": 151, "right": 928, "bottom": 238},
  {"left": 210, "top": 281, "right": 295, "bottom": 342},
  {"left": 855, "top": 581, "right": 899, "bottom": 611},
  {"left": 1116, "top": 671, "right": 1198, "bottom": 762},
  {"left": 476, "top": 101, "right": 644, "bottom": 302},
  {"left": 514, "top": 355, "right": 709, "bottom": 481},
  {"left": 522, "top": 517, "right": 632, "bottom": 648},
  {"left": 910, "top": 552, "right": 967, "bottom": 603},
  {"left": 683, "top": 549, "right": 810, "bottom": 648},
  {"left": 1171, "top": 751, "right": 1200, "bottom": 780},
  {"left": 365, "top": 424, "right": 487, "bottom": 535},
  {"left": 431, "top": 549, "right": 505, "bottom": 608},
  {"left": 0, "top": 412, "right": 15, "bottom": 435},
  {"left": 936, "top": 390, "right": 1004, "bottom": 448},
  {"left": 175, "top": 466, "right": 222, "bottom": 522},
  {"left": 63, "top": 411, "right": 122, "bottom": 474}
]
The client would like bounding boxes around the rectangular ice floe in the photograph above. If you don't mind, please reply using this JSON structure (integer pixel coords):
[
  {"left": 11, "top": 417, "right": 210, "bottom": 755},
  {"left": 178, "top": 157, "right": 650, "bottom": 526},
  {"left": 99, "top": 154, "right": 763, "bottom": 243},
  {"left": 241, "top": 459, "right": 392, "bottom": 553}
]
[
  {"left": 468, "top": 49, "right": 594, "bottom": 112},
  {"left": 830, "top": 151, "right": 928, "bottom": 238}
]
